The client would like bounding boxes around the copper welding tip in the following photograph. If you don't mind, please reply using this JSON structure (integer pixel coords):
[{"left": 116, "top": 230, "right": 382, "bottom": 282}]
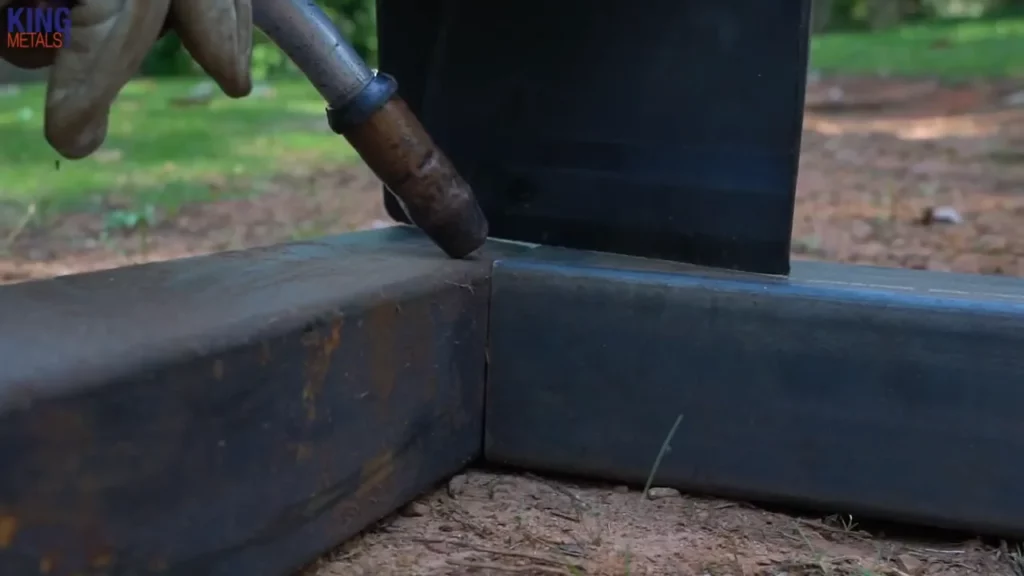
[{"left": 342, "top": 98, "right": 488, "bottom": 258}]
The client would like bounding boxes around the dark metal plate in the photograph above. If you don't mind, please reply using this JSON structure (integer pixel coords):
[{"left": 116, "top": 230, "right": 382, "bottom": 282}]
[
  {"left": 0, "top": 227, "right": 522, "bottom": 576},
  {"left": 379, "top": 0, "right": 812, "bottom": 274},
  {"left": 485, "top": 248, "right": 1024, "bottom": 537}
]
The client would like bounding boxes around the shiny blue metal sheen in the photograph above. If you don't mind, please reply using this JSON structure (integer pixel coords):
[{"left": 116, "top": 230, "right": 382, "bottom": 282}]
[{"left": 485, "top": 248, "right": 1024, "bottom": 538}]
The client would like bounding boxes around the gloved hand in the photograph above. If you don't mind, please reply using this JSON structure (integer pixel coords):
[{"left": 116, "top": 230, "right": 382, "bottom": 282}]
[{"left": 0, "top": 0, "right": 252, "bottom": 159}]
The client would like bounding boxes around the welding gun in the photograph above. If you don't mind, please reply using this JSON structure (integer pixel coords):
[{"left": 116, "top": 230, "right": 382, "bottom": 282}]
[{"left": 253, "top": 0, "right": 488, "bottom": 259}]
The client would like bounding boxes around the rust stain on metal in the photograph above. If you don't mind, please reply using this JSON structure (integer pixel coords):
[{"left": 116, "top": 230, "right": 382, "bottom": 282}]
[
  {"left": 356, "top": 451, "right": 394, "bottom": 498},
  {"left": 91, "top": 552, "right": 113, "bottom": 568},
  {"left": 328, "top": 495, "right": 360, "bottom": 530},
  {"left": 292, "top": 443, "right": 313, "bottom": 462},
  {"left": 302, "top": 317, "right": 343, "bottom": 421},
  {"left": 325, "top": 451, "right": 396, "bottom": 533},
  {"left": 26, "top": 406, "right": 102, "bottom": 522},
  {"left": 0, "top": 515, "right": 16, "bottom": 548},
  {"left": 367, "top": 302, "right": 398, "bottom": 412},
  {"left": 212, "top": 360, "right": 224, "bottom": 380},
  {"left": 343, "top": 97, "right": 488, "bottom": 258},
  {"left": 15, "top": 404, "right": 181, "bottom": 566}
]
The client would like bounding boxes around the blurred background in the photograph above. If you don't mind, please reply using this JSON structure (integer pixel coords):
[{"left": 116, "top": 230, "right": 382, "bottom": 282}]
[{"left": 0, "top": 0, "right": 1022, "bottom": 282}]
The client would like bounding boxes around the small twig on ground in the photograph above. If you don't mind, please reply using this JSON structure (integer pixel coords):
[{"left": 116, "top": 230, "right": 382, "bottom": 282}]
[
  {"left": 1008, "top": 543, "right": 1024, "bottom": 576},
  {"left": 796, "top": 517, "right": 870, "bottom": 541},
  {"left": 521, "top": 531, "right": 578, "bottom": 556},
  {"left": 326, "top": 550, "right": 359, "bottom": 564},
  {"left": 547, "top": 510, "right": 580, "bottom": 523},
  {"left": 525, "top": 473, "right": 589, "bottom": 511},
  {"left": 642, "top": 413, "right": 683, "bottom": 500},
  {"left": 440, "top": 506, "right": 494, "bottom": 538},
  {"left": 445, "top": 558, "right": 569, "bottom": 574},
  {"left": 794, "top": 525, "right": 818, "bottom": 555},
  {"left": 523, "top": 472, "right": 587, "bottom": 523},
  {"left": 3, "top": 202, "right": 36, "bottom": 249},
  {"left": 912, "top": 547, "right": 964, "bottom": 555},
  {"left": 413, "top": 537, "right": 577, "bottom": 568}
]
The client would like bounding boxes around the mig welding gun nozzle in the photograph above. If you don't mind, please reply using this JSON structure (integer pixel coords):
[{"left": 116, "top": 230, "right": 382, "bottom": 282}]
[
  {"left": 326, "top": 77, "right": 490, "bottom": 260},
  {"left": 253, "top": 0, "right": 489, "bottom": 259}
]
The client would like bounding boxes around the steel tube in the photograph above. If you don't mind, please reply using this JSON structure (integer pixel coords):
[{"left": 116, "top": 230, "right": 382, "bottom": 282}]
[{"left": 252, "top": 0, "right": 373, "bottom": 107}]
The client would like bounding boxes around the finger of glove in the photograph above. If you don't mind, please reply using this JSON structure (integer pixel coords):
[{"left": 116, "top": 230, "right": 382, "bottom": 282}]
[
  {"left": 45, "top": 0, "right": 171, "bottom": 159},
  {"left": 171, "top": 0, "right": 252, "bottom": 98}
]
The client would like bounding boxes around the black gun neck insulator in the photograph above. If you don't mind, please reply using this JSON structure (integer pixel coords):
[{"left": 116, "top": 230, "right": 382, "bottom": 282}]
[{"left": 325, "top": 73, "right": 399, "bottom": 133}]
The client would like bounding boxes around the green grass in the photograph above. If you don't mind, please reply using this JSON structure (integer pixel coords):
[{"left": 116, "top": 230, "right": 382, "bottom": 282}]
[
  {"left": 3, "top": 16, "right": 1022, "bottom": 217},
  {"left": 811, "top": 15, "right": 1024, "bottom": 78},
  {"left": 0, "top": 78, "right": 355, "bottom": 214}
]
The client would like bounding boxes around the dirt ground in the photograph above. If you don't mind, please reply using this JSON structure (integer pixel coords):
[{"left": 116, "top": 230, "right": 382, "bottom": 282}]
[
  {"left": 3, "top": 77, "right": 1024, "bottom": 574},
  {"left": 795, "top": 76, "right": 1024, "bottom": 275},
  {"left": 303, "top": 471, "right": 1021, "bottom": 576},
  {"left": 0, "top": 165, "right": 391, "bottom": 283}
]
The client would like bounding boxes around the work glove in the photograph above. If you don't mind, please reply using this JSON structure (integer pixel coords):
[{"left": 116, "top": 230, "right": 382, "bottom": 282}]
[{"left": 0, "top": 0, "right": 253, "bottom": 159}]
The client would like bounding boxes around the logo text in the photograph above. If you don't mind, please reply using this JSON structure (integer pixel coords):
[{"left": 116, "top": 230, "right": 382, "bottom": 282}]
[{"left": 6, "top": 7, "right": 70, "bottom": 50}]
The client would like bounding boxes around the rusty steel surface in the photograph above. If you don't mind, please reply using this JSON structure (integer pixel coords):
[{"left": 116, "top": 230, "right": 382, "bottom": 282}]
[
  {"left": 345, "top": 98, "right": 489, "bottom": 259},
  {"left": 485, "top": 248, "right": 1024, "bottom": 538},
  {"left": 0, "top": 227, "right": 524, "bottom": 576}
]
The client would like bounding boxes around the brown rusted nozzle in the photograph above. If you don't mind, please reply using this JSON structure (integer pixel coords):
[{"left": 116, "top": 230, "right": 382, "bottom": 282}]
[
  {"left": 340, "top": 97, "right": 489, "bottom": 259},
  {"left": 252, "top": 0, "right": 488, "bottom": 259}
]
